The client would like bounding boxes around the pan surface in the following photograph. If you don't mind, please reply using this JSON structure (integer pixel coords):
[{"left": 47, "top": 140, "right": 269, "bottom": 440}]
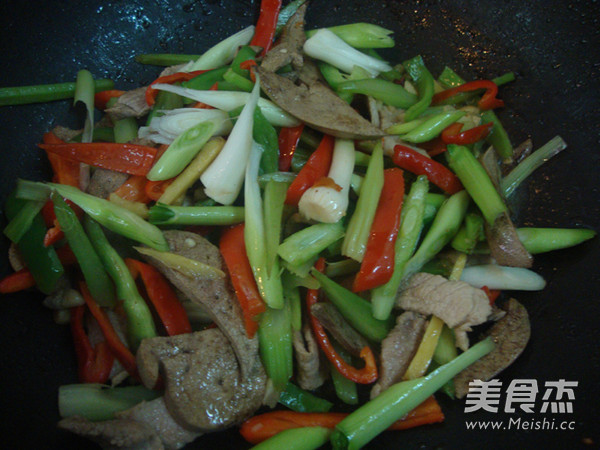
[{"left": 0, "top": 1, "right": 598, "bottom": 448}]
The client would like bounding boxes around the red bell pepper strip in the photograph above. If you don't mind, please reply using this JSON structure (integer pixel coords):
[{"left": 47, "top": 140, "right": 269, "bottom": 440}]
[
  {"left": 94, "top": 89, "right": 125, "bottom": 110},
  {"left": 145, "top": 70, "right": 209, "bottom": 106},
  {"left": 353, "top": 168, "right": 405, "bottom": 292},
  {"left": 79, "top": 282, "right": 138, "bottom": 379},
  {"left": 278, "top": 124, "right": 305, "bottom": 172},
  {"left": 43, "top": 132, "right": 81, "bottom": 187},
  {"left": 250, "top": 0, "right": 282, "bottom": 55},
  {"left": 43, "top": 226, "right": 64, "bottom": 247},
  {"left": 392, "top": 144, "right": 463, "bottom": 194},
  {"left": 285, "top": 134, "right": 334, "bottom": 205},
  {"left": 126, "top": 259, "right": 192, "bottom": 336},
  {"left": 308, "top": 258, "right": 378, "bottom": 384},
  {"left": 113, "top": 175, "right": 152, "bottom": 203},
  {"left": 0, "top": 269, "right": 36, "bottom": 294},
  {"left": 482, "top": 285, "right": 501, "bottom": 305},
  {"left": 38, "top": 142, "right": 158, "bottom": 176},
  {"left": 240, "top": 396, "right": 443, "bottom": 444},
  {"left": 441, "top": 122, "right": 493, "bottom": 145},
  {"left": 240, "top": 59, "right": 258, "bottom": 83},
  {"left": 70, "top": 305, "right": 115, "bottom": 384},
  {"left": 431, "top": 80, "right": 504, "bottom": 110},
  {"left": 220, "top": 224, "right": 266, "bottom": 338},
  {"left": 420, "top": 136, "right": 447, "bottom": 157}
]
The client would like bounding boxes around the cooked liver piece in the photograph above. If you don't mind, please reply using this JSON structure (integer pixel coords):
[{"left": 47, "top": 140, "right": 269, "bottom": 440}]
[
  {"left": 370, "top": 311, "right": 427, "bottom": 399},
  {"left": 58, "top": 415, "right": 163, "bottom": 450},
  {"left": 87, "top": 168, "right": 128, "bottom": 199},
  {"left": 310, "top": 302, "right": 369, "bottom": 357},
  {"left": 454, "top": 298, "right": 530, "bottom": 399},
  {"left": 136, "top": 329, "right": 265, "bottom": 432},
  {"left": 292, "top": 325, "right": 328, "bottom": 390},
  {"left": 485, "top": 212, "right": 533, "bottom": 268}
]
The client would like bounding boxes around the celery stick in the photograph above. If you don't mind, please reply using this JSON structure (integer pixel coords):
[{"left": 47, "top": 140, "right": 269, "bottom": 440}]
[
  {"left": 253, "top": 427, "right": 331, "bottom": 450},
  {"left": 259, "top": 305, "right": 293, "bottom": 392},
  {"left": 517, "top": 227, "right": 596, "bottom": 254}
]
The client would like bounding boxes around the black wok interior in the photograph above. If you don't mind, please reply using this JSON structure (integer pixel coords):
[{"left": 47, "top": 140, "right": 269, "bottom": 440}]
[{"left": 0, "top": 0, "right": 598, "bottom": 448}]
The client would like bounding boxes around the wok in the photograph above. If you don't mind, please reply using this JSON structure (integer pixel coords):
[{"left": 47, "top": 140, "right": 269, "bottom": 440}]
[{"left": 1, "top": 0, "right": 598, "bottom": 448}]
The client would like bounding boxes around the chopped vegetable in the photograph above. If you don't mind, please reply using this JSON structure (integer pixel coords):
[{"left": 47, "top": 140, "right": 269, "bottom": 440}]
[{"left": 0, "top": 78, "right": 114, "bottom": 107}]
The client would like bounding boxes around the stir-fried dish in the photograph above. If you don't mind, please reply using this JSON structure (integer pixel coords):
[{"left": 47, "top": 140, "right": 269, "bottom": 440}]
[{"left": 0, "top": 1, "right": 596, "bottom": 449}]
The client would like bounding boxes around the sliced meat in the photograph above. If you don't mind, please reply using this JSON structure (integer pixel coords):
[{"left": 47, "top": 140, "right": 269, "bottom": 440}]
[
  {"left": 370, "top": 311, "right": 427, "bottom": 399},
  {"left": 58, "top": 415, "right": 163, "bottom": 450},
  {"left": 454, "top": 298, "right": 530, "bottom": 398},
  {"left": 106, "top": 87, "right": 150, "bottom": 120},
  {"left": 51, "top": 125, "right": 82, "bottom": 142},
  {"left": 116, "top": 397, "right": 201, "bottom": 449},
  {"left": 396, "top": 272, "right": 492, "bottom": 351},
  {"left": 136, "top": 329, "right": 265, "bottom": 432},
  {"left": 485, "top": 211, "right": 533, "bottom": 268},
  {"left": 310, "top": 302, "right": 368, "bottom": 357},
  {"left": 87, "top": 168, "right": 129, "bottom": 199},
  {"left": 139, "top": 230, "right": 260, "bottom": 379},
  {"left": 292, "top": 325, "right": 328, "bottom": 390}
]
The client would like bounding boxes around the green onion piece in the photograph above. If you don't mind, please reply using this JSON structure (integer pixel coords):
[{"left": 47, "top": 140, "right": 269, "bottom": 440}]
[
  {"left": 58, "top": 384, "right": 160, "bottom": 421},
  {"left": 113, "top": 117, "right": 138, "bottom": 144},
  {"left": 0, "top": 78, "right": 113, "bottom": 107},
  {"left": 147, "top": 121, "right": 216, "bottom": 181},
  {"left": 259, "top": 305, "right": 293, "bottom": 392},
  {"left": 85, "top": 218, "right": 158, "bottom": 350},
  {"left": 146, "top": 90, "right": 184, "bottom": 124},
  {"left": 517, "top": 227, "right": 596, "bottom": 254},
  {"left": 446, "top": 145, "right": 507, "bottom": 225},
  {"left": 336, "top": 78, "right": 417, "bottom": 109},
  {"left": 385, "top": 117, "right": 425, "bottom": 135},
  {"left": 135, "top": 53, "right": 201, "bottom": 66},
  {"left": 3, "top": 199, "right": 45, "bottom": 243},
  {"left": 480, "top": 110, "right": 513, "bottom": 162},
  {"left": 74, "top": 69, "right": 95, "bottom": 143},
  {"left": 371, "top": 176, "right": 429, "bottom": 320},
  {"left": 279, "top": 222, "right": 345, "bottom": 267},
  {"left": 188, "top": 26, "right": 254, "bottom": 71},
  {"left": 282, "top": 272, "right": 303, "bottom": 332},
  {"left": 310, "top": 269, "right": 393, "bottom": 342},
  {"left": 400, "top": 110, "right": 466, "bottom": 143},
  {"left": 306, "top": 23, "right": 394, "bottom": 49},
  {"left": 342, "top": 143, "right": 383, "bottom": 262},
  {"left": 279, "top": 381, "right": 334, "bottom": 413},
  {"left": 331, "top": 337, "right": 495, "bottom": 450},
  {"left": 451, "top": 212, "right": 485, "bottom": 254},
  {"left": 264, "top": 180, "right": 288, "bottom": 275},
  {"left": 402, "top": 55, "right": 435, "bottom": 121},
  {"left": 253, "top": 427, "right": 331, "bottom": 450},
  {"left": 148, "top": 204, "right": 244, "bottom": 225},
  {"left": 258, "top": 171, "right": 296, "bottom": 188},
  {"left": 52, "top": 193, "right": 115, "bottom": 307},
  {"left": 4, "top": 192, "right": 64, "bottom": 294},
  {"left": 501, "top": 136, "right": 567, "bottom": 197}
]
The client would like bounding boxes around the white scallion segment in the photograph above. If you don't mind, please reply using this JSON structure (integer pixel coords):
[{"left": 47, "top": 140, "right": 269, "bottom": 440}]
[
  {"left": 139, "top": 108, "right": 232, "bottom": 144},
  {"left": 185, "top": 25, "right": 255, "bottom": 71},
  {"left": 460, "top": 265, "right": 546, "bottom": 291},
  {"left": 146, "top": 121, "right": 216, "bottom": 181},
  {"left": 200, "top": 78, "right": 261, "bottom": 205},
  {"left": 151, "top": 83, "right": 300, "bottom": 127},
  {"left": 303, "top": 29, "right": 392, "bottom": 77},
  {"left": 299, "top": 138, "right": 356, "bottom": 223}
]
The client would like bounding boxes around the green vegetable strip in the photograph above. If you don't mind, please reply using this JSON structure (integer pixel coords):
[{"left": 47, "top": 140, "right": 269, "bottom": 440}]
[
  {"left": 342, "top": 143, "right": 384, "bottom": 262},
  {"left": 451, "top": 212, "right": 485, "bottom": 254},
  {"left": 385, "top": 117, "right": 425, "bottom": 135},
  {"left": 433, "top": 325, "right": 458, "bottom": 365},
  {"left": 253, "top": 427, "right": 331, "bottom": 450},
  {"left": 148, "top": 204, "right": 244, "bottom": 225},
  {"left": 259, "top": 305, "right": 293, "bottom": 392},
  {"left": 278, "top": 222, "right": 345, "bottom": 266},
  {"left": 403, "top": 55, "right": 435, "bottom": 121},
  {"left": 445, "top": 145, "right": 507, "bottom": 225},
  {"left": 181, "top": 67, "right": 228, "bottom": 90},
  {"left": 283, "top": 276, "right": 302, "bottom": 332},
  {"left": 493, "top": 72, "right": 516, "bottom": 86},
  {"left": 135, "top": 54, "right": 201, "bottom": 66},
  {"left": 501, "top": 136, "right": 567, "bottom": 197},
  {"left": 58, "top": 384, "right": 160, "bottom": 421},
  {"left": 275, "top": 0, "right": 305, "bottom": 35},
  {"left": 306, "top": 23, "right": 395, "bottom": 49},
  {"left": 331, "top": 337, "right": 495, "bottom": 450},
  {"left": 113, "top": 117, "right": 138, "bottom": 144},
  {"left": 263, "top": 180, "right": 287, "bottom": 275},
  {"left": 147, "top": 121, "right": 216, "bottom": 181},
  {"left": 336, "top": 79, "right": 417, "bottom": 109},
  {"left": 371, "top": 176, "right": 429, "bottom": 320},
  {"left": 258, "top": 171, "right": 296, "bottom": 188},
  {"left": 52, "top": 193, "right": 115, "bottom": 307},
  {"left": 325, "top": 259, "right": 361, "bottom": 278},
  {"left": 0, "top": 78, "right": 113, "bottom": 107},
  {"left": 480, "top": 110, "right": 513, "bottom": 162},
  {"left": 4, "top": 193, "right": 64, "bottom": 294},
  {"left": 330, "top": 345, "right": 358, "bottom": 405},
  {"left": 69, "top": 127, "right": 116, "bottom": 143},
  {"left": 310, "top": 269, "right": 393, "bottom": 342},
  {"left": 437, "top": 66, "right": 466, "bottom": 88},
  {"left": 146, "top": 90, "right": 184, "bottom": 124},
  {"left": 223, "top": 68, "right": 255, "bottom": 92},
  {"left": 400, "top": 110, "right": 466, "bottom": 143},
  {"left": 402, "top": 190, "right": 470, "bottom": 281},
  {"left": 517, "top": 227, "right": 596, "bottom": 254},
  {"left": 74, "top": 69, "right": 95, "bottom": 143},
  {"left": 3, "top": 198, "right": 45, "bottom": 243},
  {"left": 230, "top": 46, "right": 258, "bottom": 77},
  {"left": 37, "top": 182, "right": 169, "bottom": 251},
  {"left": 84, "top": 217, "right": 157, "bottom": 350},
  {"left": 319, "top": 63, "right": 348, "bottom": 90},
  {"left": 279, "top": 381, "right": 334, "bottom": 413},
  {"left": 254, "top": 107, "right": 280, "bottom": 174}
]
